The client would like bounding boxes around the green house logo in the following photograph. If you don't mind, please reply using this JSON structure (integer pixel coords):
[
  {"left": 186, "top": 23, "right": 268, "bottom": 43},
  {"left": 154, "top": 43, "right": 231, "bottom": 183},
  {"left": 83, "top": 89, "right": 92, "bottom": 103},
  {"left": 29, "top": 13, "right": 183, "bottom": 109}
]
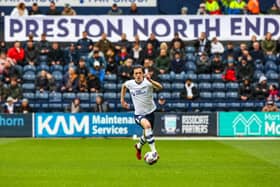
[{"left": 232, "top": 114, "right": 262, "bottom": 136}]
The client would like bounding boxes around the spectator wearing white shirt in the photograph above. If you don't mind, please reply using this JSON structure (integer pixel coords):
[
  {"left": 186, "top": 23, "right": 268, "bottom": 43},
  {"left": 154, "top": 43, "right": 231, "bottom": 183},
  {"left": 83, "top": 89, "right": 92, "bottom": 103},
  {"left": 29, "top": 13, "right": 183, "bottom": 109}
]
[
  {"left": 10, "top": 3, "right": 28, "bottom": 16},
  {"left": 211, "top": 37, "right": 224, "bottom": 55}
]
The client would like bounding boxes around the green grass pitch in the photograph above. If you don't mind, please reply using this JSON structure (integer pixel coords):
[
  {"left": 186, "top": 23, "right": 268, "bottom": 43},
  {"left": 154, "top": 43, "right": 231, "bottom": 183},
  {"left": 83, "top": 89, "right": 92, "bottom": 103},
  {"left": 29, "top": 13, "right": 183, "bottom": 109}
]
[{"left": 0, "top": 138, "right": 279, "bottom": 187}]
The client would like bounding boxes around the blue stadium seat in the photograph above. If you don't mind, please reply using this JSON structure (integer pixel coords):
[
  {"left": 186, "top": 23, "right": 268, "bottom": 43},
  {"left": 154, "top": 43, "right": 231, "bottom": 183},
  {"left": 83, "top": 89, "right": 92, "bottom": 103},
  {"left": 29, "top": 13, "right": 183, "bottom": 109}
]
[
  {"left": 265, "top": 62, "right": 278, "bottom": 72},
  {"left": 226, "top": 91, "right": 239, "bottom": 100},
  {"left": 77, "top": 92, "right": 90, "bottom": 102},
  {"left": 225, "top": 82, "right": 239, "bottom": 91},
  {"left": 267, "top": 82, "right": 279, "bottom": 88},
  {"left": 211, "top": 73, "right": 223, "bottom": 82},
  {"left": 200, "top": 92, "right": 212, "bottom": 100},
  {"left": 185, "top": 54, "right": 196, "bottom": 62},
  {"left": 117, "top": 83, "right": 122, "bottom": 90},
  {"left": 104, "top": 83, "right": 117, "bottom": 91},
  {"left": 185, "top": 72, "right": 197, "bottom": 81},
  {"left": 90, "top": 93, "right": 103, "bottom": 102},
  {"left": 39, "top": 55, "right": 48, "bottom": 62},
  {"left": 171, "top": 103, "right": 186, "bottom": 111},
  {"left": 199, "top": 102, "right": 214, "bottom": 111},
  {"left": 212, "top": 82, "right": 225, "bottom": 91},
  {"left": 162, "top": 82, "right": 172, "bottom": 91},
  {"left": 255, "top": 63, "right": 264, "bottom": 71},
  {"left": 35, "top": 91, "right": 49, "bottom": 102},
  {"left": 153, "top": 93, "right": 158, "bottom": 100},
  {"left": 51, "top": 65, "right": 63, "bottom": 72},
  {"left": 103, "top": 92, "right": 117, "bottom": 100},
  {"left": 197, "top": 74, "right": 211, "bottom": 82},
  {"left": 49, "top": 92, "right": 62, "bottom": 103},
  {"left": 253, "top": 71, "right": 264, "bottom": 81},
  {"left": 80, "top": 103, "right": 91, "bottom": 111},
  {"left": 190, "top": 101, "right": 200, "bottom": 111},
  {"left": 49, "top": 103, "right": 62, "bottom": 112},
  {"left": 104, "top": 74, "right": 117, "bottom": 82},
  {"left": 172, "top": 73, "right": 186, "bottom": 83},
  {"left": 199, "top": 82, "right": 212, "bottom": 91},
  {"left": 171, "top": 92, "right": 181, "bottom": 99},
  {"left": 227, "top": 102, "right": 241, "bottom": 111},
  {"left": 265, "top": 71, "right": 279, "bottom": 81},
  {"left": 23, "top": 92, "right": 35, "bottom": 102},
  {"left": 158, "top": 92, "right": 171, "bottom": 99},
  {"left": 212, "top": 92, "right": 226, "bottom": 99},
  {"left": 171, "top": 83, "right": 184, "bottom": 91},
  {"left": 185, "top": 62, "right": 197, "bottom": 72},
  {"left": 23, "top": 71, "right": 36, "bottom": 83},
  {"left": 158, "top": 74, "right": 171, "bottom": 82},
  {"left": 37, "top": 64, "right": 50, "bottom": 72},
  {"left": 22, "top": 83, "right": 35, "bottom": 92},
  {"left": 241, "top": 101, "right": 255, "bottom": 111},
  {"left": 63, "top": 92, "right": 76, "bottom": 102},
  {"left": 215, "top": 102, "right": 227, "bottom": 111},
  {"left": 23, "top": 65, "right": 36, "bottom": 73},
  {"left": 185, "top": 46, "right": 195, "bottom": 53},
  {"left": 108, "top": 103, "right": 116, "bottom": 111},
  {"left": 117, "top": 92, "right": 131, "bottom": 100},
  {"left": 52, "top": 71, "right": 63, "bottom": 82}
]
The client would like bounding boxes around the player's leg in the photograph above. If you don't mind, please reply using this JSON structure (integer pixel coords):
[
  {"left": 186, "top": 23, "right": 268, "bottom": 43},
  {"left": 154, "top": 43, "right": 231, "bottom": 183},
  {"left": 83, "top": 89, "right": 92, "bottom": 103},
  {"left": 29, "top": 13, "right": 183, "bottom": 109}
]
[
  {"left": 140, "top": 118, "right": 157, "bottom": 153},
  {"left": 134, "top": 130, "right": 146, "bottom": 160}
]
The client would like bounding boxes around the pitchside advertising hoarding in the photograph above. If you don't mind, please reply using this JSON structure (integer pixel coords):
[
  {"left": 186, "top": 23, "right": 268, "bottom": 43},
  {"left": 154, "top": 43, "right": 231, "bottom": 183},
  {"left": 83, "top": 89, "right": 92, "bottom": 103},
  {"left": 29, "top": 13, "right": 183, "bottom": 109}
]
[
  {"left": 153, "top": 113, "right": 217, "bottom": 136},
  {"left": 5, "top": 15, "right": 280, "bottom": 42},
  {"left": 34, "top": 113, "right": 142, "bottom": 137},
  {"left": 219, "top": 112, "right": 280, "bottom": 137},
  {"left": 0, "top": 0, "right": 157, "bottom": 7},
  {"left": 0, "top": 114, "right": 32, "bottom": 137}
]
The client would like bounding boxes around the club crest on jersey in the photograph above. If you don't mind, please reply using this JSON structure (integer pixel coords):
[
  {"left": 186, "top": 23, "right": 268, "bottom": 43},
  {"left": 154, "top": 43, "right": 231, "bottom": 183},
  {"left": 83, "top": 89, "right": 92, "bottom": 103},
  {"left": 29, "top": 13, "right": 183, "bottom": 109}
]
[{"left": 132, "top": 88, "right": 147, "bottom": 96}]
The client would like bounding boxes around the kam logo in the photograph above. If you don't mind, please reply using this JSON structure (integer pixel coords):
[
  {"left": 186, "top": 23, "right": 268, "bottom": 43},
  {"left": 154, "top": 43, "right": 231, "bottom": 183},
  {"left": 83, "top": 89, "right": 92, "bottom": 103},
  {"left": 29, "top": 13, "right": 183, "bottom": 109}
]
[{"left": 232, "top": 114, "right": 262, "bottom": 136}]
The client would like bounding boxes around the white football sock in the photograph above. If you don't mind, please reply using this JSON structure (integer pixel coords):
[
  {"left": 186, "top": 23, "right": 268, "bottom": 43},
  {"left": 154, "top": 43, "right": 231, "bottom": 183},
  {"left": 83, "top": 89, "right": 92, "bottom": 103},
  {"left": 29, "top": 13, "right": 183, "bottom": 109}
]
[
  {"left": 144, "top": 128, "right": 157, "bottom": 153},
  {"left": 137, "top": 135, "right": 146, "bottom": 149}
]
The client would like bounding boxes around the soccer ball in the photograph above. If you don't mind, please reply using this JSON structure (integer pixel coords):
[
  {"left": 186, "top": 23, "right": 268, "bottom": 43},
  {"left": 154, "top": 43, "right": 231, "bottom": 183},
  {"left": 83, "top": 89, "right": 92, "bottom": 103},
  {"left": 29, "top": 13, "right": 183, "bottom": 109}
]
[{"left": 144, "top": 152, "right": 158, "bottom": 165}]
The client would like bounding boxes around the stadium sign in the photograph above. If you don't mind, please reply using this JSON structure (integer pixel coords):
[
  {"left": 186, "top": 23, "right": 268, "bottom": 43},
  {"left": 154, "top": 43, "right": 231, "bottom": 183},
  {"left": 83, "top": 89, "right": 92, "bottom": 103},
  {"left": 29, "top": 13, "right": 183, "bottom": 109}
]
[
  {"left": 153, "top": 112, "right": 217, "bottom": 136},
  {"left": 219, "top": 112, "right": 280, "bottom": 136},
  {"left": 0, "top": 0, "right": 157, "bottom": 7},
  {"left": 34, "top": 113, "right": 142, "bottom": 137},
  {"left": 0, "top": 114, "right": 32, "bottom": 137},
  {"left": 4, "top": 15, "right": 280, "bottom": 42}
]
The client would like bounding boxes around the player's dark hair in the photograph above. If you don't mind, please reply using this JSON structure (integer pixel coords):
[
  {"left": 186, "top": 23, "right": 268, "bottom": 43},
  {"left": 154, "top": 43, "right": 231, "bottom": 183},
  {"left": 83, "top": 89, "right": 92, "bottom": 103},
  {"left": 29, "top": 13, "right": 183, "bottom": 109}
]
[{"left": 132, "top": 65, "right": 144, "bottom": 74}]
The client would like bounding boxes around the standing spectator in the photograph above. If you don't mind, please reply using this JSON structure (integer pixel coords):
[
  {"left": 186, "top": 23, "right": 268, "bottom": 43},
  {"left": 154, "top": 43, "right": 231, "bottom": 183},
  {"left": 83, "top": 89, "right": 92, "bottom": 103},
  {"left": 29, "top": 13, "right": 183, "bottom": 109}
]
[
  {"left": 250, "top": 42, "right": 265, "bottom": 64},
  {"left": 46, "top": 1, "right": 60, "bottom": 15},
  {"left": 66, "top": 98, "right": 83, "bottom": 113},
  {"left": 76, "top": 58, "right": 89, "bottom": 76},
  {"left": 197, "top": 3, "right": 207, "bottom": 15},
  {"left": 222, "top": 61, "right": 237, "bottom": 82},
  {"left": 107, "top": 3, "right": 123, "bottom": 15},
  {"left": 262, "top": 100, "right": 279, "bottom": 112},
  {"left": 156, "top": 95, "right": 169, "bottom": 112},
  {"left": 205, "top": 0, "right": 221, "bottom": 15},
  {"left": 3, "top": 97, "right": 15, "bottom": 114},
  {"left": 196, "top": 52, "right": 211, "bottom": 74},
  {"left": 7, "top": 41, "right": 25, "bottom": 66},
  {"left": 65, "top": 43, "right": 79, "bottom": 66},
  {"left": 228, "top": 0, "right": 247, "bottom": 14},
  {"left": 93, "top": 95, "right": 109, "bottom": 112},
  {"left": 0, "top": 41, "right": 7, "bottom": 54},
  {"left": 76, "top": 31, "right": 93, "bottom": 57},
  {"left": 261, "top": 32, "right": 277, "bottom": 55},
  {"left": 143, "top": 43, "right": 157, "bottom": 60},
  {"left": 129, "top": 3, "right": 139, "bottom": 14},
  {"left": 61, "top": 3, "right": 77, "bottom": 15},
  {"left": 169, "top": 41, "right": 185, "bottom": 60},
  {"left": 236, "top": 59, "right": 254, "bottom": 81},
  {"left": 130, "top": 42, "right": 144, "bottom": 65},
  {"left": 211, "top": 55, "right": 224, "bottom": 74},
  {"left": 78, "top": 74, "right": 88, "bottom": 92},
  {"left": 17, "top": 99, "right": 32, "bottom": 113},
  {"left": 118, "top": 58, "right": 133, "bottom": 83},
  {"left": 267, "top": 84, "right": 279, "bottom": 101},
  {"left": 6, "top": 78, "right": 22, "bottom": 101},
  {"left": 96, "top": 33, "right": 114, "bottom": 54},
  {"left": 247, "top": 0, "right": 260, "bottom": 14},
  {"left": 24, "top": 41, "right": 38, "bottom": 66},
  {"left": 211, "top": 37, "right": 224, "bottom": 55},
  {"left": 239, "top": 78, "right": 253, "bottom": 101},
  {"left": 170, "top": 33, "right": 185, "bottom": 50},
  {"left": 90, "top": 61, "right": 105, "bottom": 83},
  {"left": 10, "top": 2, "right": 28, "bottom": 16},
  {"left": 194, "top": 32, "right": 211, "bottom": 55},
  {"left": 180, "top": 78, "right": 199, "bottom": 100},
  {"left": 155, "top": 49, "right": 170, "bottom": 74},
  {"left": 170, "top": 52, "right": 185, "bottom": 74},
  {"left": 146, "top": 33, "right": 160, "bottom": 49},
  {"left": 48, "top": 42, "right": 64, "bottom": 66},
  {"left": 38, "top": 33, "right": 50, "bottom": 56},
  {"left": 254, "top": 75, "right": 269, "bottom": 100},
  {"left": 87, "top": 73, "right": 101, "bottom": 93},
  {"left": 181, "top": 6, "right": 188, "bottom": 14},
  {"left": 29, "top": 3, "right": 42, "bottom": 15},
  {"left": 61, "top": 67, "right": 79, "bottom": 92}
]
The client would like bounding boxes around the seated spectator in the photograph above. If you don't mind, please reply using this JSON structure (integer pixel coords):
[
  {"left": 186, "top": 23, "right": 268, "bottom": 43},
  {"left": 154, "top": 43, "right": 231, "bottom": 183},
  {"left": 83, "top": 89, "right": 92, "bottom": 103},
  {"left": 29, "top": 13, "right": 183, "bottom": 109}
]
[
  {"left": 236, "top": 59, "right": 254, "bottom": 81},
  {"left": 146, "top": 33, "right": 160, "bottom": 49},
  {"left": 247, "top": 35, "right": 259, "bottom": 51},
  {"left": 6, "top": 78, "right": 22, "bottom": 101},
  {"left": 247, "top": 0, "right": 260, "bottom": 14},
  {"left": 143, "top": 58, "right": 158, "bottom": 80},
  {"left": 129, "top": 2, "right": 139, "bottom": 14},
  {"left": 134, "top": 34, "right": 145, "bottom": 49},
  {"left": 0, "top": 51, "right": 13, "bottom": 75},
  {"left": 17, "top": 98, "right": 32, "bottom": 113},
  {"left": 96, "top": 33, "right": 114, "bottom": 54},
  {"left": 93, "top": 95, "right": 109, "bottom": 112},
  {"left": 197, "top": 3, "right": 207, "bottom": 15},
  {"left": 250, "top": 41, "right": 265, "bottom": 64},
  {"left": 88, "top": 50, "right": 107, "bottom": 69},
  {"left": 254, "top": 75, "right": 269, "bottom": 100},
  {"left": 106, "top": 56, "right": 118, "bottom": 75},
  {"left": 108, "top": 3, "right": 123, "bottom": 15},
  {"left": 2, "top": 59, "right": 22, "bottom": 84},
  {"left": 23, "top": 33, "right": 37, "bottom": 50},
  {"left": 155, "top": 49, "right": 170, "bottom": 74},
  {"left": 38, "top": 33, "right": 50, "bottom": 56},
  {"left": 224, "top": 55, "right": 237, "bottom": 65},
  {"left": 65, "top": 98, "right": 83, "bottom": 113},
  {"left": 76, "top": 31, "right": 93, "bottom": 57},
  {"left": 29, "top": 3, "right": 42, "bottom": 15},
  {"left": 65, "top": 43, "right": 79, "bottom": 66},
  {"left": 61, "top": 3, "right": 76, "bottom": 15},
  {"left": 196, "top": 52, "right": 211, "bottom": 74},
  {"left": 222, "top": 42, "right": 235, "bottom": 60},
  {"left": 118, "top": 58, "right": 133, "bottom": 83},
  {"left": 10, "top": 2, "right": 28, "bottom": 16},
  {"left": 160, "top": 42, "right": 169, "bottom": 53},
  {"left": 262, "top": 100, "right": 279, "bottom": 112},
  {"left": 234, "top": 42, "right": 248, "bottom": 60},
  {"left": 117, "top": 46, "right": 129, "bottom": 65},
  {"left": 130, "top": 42, "right": 144, "bottom": 65},
  {"left": 170, "top": 52, "right": 185, "bottom": 74},
  {"left": 194, "top": 32, "right": 211, "bottom": 55},
  {"left": 46, "top": 1, "right": 60, "bottom": 15},
  {"left": 46, "top": 72, "right": 56, "bottom": 92},
  {"left": 267, "top": 3, "right": 280, "bottom": 14},
  {"left": 211, "top": 37, "right": 224, "bottom": 55},
  {"left": 0, "top": 81, "right": 7, "bottom": 102},
  {"left": 87, "top": 73, "right": 101, "bottom": 93},
  {"left": 3, "top": 97, "right": 15, "bottom": 114},
  {"left": 90, "top": 61, "right": 105, "bottom": 83},
  {"left": 169, "top": 41, "right": 185, "bottom": 60},
  {"left": 211, "top": 55, "right": 224, "bottom": 74},
  {"left": 205, "top": 0, "right": 221, "bottom": 15},
  {"left": 76, "top": 58, "right": 89, "bottom": 76},
  {"left": 78, "top": 74, "right": 88, "bottom": 92},
  {"left": 156, "top": 95, "right": 169, "bottom": 112},
  {"left": 24, "top": 41, "right": 38, "bottom": 66},
  {"left": 222, "top": 61, "right": 237, "bottom": 82},
  {"left": 239, "top": 78, "right": 253, "bottom": 101},
  {"left": 0, "top": 41, "right": 7, "bottom": 54},
  {"left": 143, "top": 43, "right": 157, "bottom": 60},
  {"left": 48, "top": 42, "right": 64, "bottom": 66},
  {"left": 180, "top": 78, "right": 199, "bottom": 100},
  {"left": 267, "top": 84, "right": 279, "bottom": 102},
  {"left": 261, "top": 32, "right": 277, "bottom": 55},
  {"left": 228, "top": 0, "right": 246, "bottom": 14},
  {"left": 170, "top": 33, "right": 185, "bottom": 49},
  {"left": 7, "top": 41, "right": 25, "bottom": 66},
  {"left": 61, "top": 67, "right": 79, "bottom": 92},
  {"left": 36, "top": 70, "right": 49, "bottom": 92},
  {"left": 181, "top": 6, "right": 188, "bottom": 14},
  {"left": 147, "top": 66, "right": 160, "bottom": 82},
  {"left": 115, "top": 33, "right": 131, "bottom": 52}
]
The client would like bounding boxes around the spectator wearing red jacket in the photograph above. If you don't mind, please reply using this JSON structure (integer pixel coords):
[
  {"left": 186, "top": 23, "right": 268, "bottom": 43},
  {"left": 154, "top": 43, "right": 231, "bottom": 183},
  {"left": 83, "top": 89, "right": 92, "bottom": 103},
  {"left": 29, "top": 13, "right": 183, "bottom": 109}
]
[
  {"left": 222, "top": 61, "right": 237, "bottom": 82},
  {"left": 7, "top": 41, "right": 25, "bottom": 66}
]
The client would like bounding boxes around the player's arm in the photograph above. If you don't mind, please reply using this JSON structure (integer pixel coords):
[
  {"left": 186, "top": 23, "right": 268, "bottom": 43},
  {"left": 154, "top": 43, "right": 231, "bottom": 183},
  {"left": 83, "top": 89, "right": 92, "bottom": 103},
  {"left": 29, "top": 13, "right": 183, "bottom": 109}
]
[
  {"left": 120, "top": 83, "right": 129, "bottom": 109},
  {"left": 146, "top": 74, "right": 163, "bottom": 91}
]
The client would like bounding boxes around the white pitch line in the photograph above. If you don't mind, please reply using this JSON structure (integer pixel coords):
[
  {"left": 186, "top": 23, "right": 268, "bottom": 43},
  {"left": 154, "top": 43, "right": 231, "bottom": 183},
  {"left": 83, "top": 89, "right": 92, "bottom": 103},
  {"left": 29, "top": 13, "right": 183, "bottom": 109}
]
[{"left": 135, "top": 137, "right": 280, "bottom": 141}]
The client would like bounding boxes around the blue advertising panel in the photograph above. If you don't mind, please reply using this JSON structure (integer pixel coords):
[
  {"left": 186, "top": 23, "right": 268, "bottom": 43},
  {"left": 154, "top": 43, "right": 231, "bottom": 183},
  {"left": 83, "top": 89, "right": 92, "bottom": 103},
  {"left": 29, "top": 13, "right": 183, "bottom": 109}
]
[{"left": 34, "top": 113, "right": 142, "bottom": 137}]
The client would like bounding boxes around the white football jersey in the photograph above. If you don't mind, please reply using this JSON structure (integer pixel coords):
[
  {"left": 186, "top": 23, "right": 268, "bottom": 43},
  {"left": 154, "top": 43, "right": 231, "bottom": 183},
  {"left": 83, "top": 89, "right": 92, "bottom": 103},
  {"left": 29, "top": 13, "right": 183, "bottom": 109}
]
[{"left": 124, "top": 78, "right": 156, "bottom": 115}]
